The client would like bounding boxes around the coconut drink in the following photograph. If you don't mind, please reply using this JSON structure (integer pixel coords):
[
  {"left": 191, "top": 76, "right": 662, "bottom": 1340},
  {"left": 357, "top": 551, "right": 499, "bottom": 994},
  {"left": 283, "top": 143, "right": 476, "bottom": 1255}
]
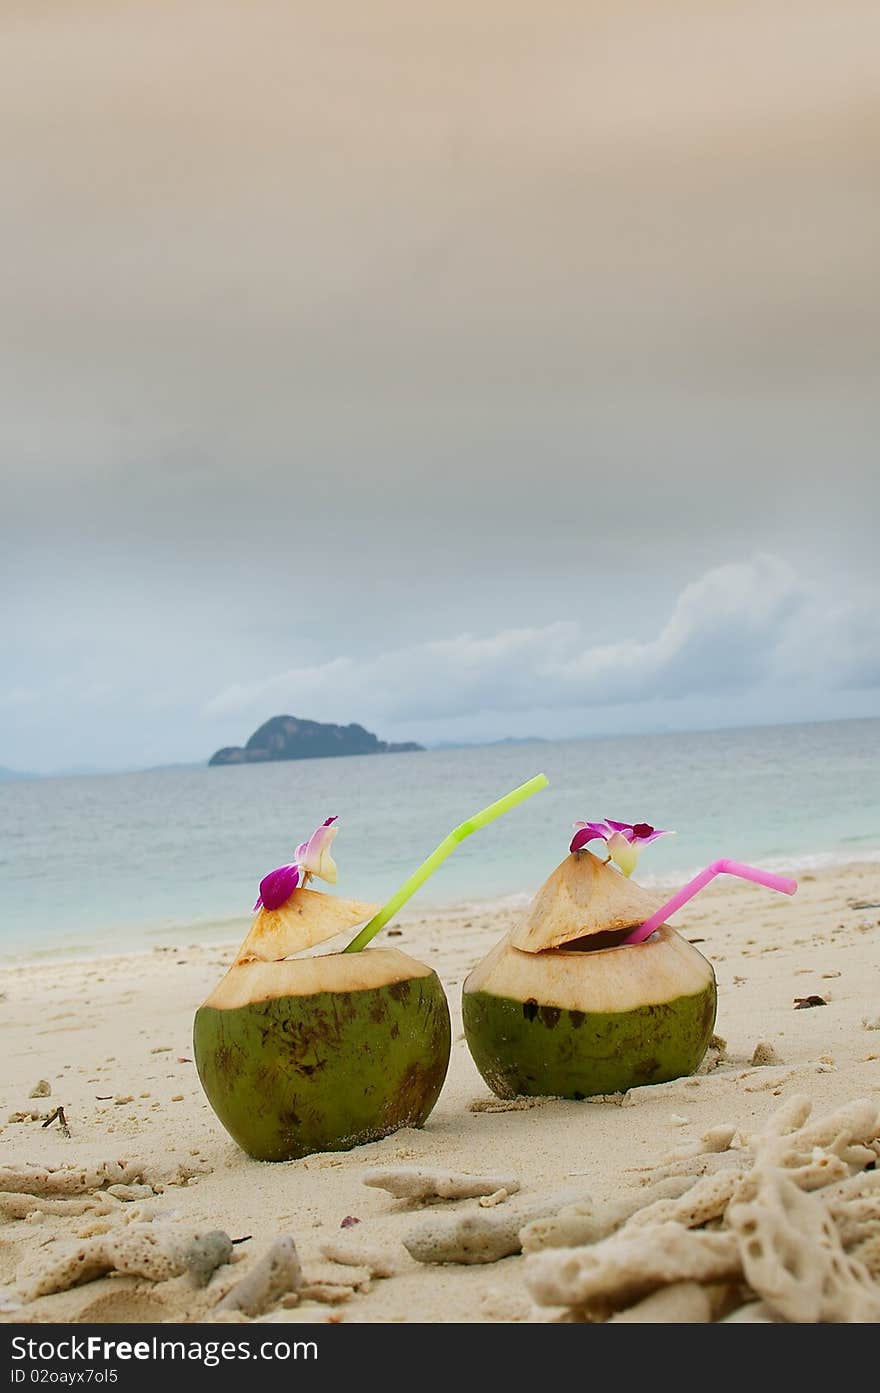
[
  {"left": 195, "top": 777, "right": 548, "bottom": 1160},
  {"left": 194, "top": 834, "right": 451, "bottom": 1160},
  {"left": 463, "top": 819, "right": 797, "bottom": 1100}
]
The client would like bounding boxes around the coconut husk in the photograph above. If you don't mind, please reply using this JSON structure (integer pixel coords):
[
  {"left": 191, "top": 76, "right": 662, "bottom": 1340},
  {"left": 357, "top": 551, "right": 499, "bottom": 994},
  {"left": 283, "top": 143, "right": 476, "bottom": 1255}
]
[
  {"left": 509, "top": 850, "right": 662, "bottom": 953},
  {"left": 233, "top": 888, "right": 380, "bottom": 964}
]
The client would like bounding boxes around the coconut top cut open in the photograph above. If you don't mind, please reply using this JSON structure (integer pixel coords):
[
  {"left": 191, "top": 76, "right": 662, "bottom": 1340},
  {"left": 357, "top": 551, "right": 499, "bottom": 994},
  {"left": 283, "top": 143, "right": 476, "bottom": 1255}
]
[
  {"left": 200, "top": 887, "right": 409, "bottom": 1010},
  {"left": 205, "top": 945, "right": 434, "bottom": 1010},
  {"left": 233, "top": 888, "right": 380, "bottom": 965},
  {"left": 509, "top": 849, "right": 662, "bottom": 953}
]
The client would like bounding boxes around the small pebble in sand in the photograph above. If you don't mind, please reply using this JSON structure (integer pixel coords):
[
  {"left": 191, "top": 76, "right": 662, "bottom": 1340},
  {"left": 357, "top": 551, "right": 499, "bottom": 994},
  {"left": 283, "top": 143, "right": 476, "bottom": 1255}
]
[
  {"left": 750, "top": 1042, "right": 782, "bottom": 1067},
  {"left": 114, "top": 1095, "right": 134, "bottom": 1106},
  {"left": 862, "top": 1015, "right": 880, "bottom": 1032},
  {"left": 28, "top": 1081, "right": 51, "bottom": 1099},
  {"left": 171, "top": 1095, "right": 184, "bottom": 1102}
]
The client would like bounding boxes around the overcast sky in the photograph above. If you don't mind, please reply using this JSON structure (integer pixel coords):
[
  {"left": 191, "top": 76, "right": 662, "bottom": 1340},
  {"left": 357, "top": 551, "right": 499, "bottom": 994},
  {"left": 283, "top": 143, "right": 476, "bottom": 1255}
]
[{"left": 2, "top": 1, "right": 879, "bottom": 773}]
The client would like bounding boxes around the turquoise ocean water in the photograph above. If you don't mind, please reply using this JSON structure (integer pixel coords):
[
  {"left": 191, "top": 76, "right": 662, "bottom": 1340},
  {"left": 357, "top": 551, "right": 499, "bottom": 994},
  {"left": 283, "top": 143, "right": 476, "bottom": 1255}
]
[{"left": 1, "top": 719, "right": 878, "bottom": 962}]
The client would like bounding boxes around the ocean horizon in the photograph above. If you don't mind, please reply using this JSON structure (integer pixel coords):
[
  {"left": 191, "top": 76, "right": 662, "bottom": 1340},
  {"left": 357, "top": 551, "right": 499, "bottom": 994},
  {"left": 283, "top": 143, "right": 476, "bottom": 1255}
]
[{"left": 1, "top": 716, "right": 878, "bottom": 963}]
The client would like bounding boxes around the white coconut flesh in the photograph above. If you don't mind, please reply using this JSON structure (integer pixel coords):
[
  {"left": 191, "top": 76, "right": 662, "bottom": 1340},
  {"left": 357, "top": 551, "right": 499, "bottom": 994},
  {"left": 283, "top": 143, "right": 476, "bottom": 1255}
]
[
  {"left": 204, "top": 946, "right": 435, "bottom": 1011},
  {"left": 509, "top": 850, "right": 662, "bottom": 954},
  {"left": 233, "top": 887, "right": 380, "bottom": 965},
  {"left": 464, "top": 925, "right": 713, "bottom": 1015}
]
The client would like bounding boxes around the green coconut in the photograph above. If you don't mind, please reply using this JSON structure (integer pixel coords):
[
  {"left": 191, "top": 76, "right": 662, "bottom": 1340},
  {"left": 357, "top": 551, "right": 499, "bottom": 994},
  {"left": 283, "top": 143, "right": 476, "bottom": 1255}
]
[
  {"left": 194, "top": 891, "right": 451, "bottom": 1161},
  {"left": 462, "top": 850, "right": 716, "bottom": 1099}
]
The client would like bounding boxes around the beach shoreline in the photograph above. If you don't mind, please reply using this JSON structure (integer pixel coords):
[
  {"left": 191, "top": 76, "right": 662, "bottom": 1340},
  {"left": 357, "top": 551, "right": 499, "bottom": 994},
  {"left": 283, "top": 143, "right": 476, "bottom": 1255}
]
[
  {"left": 4, "top": 850, "right": 880, "bottom": 970},
  {"left": 1, "top": 859, "right": 878, "bottom": 1323}
]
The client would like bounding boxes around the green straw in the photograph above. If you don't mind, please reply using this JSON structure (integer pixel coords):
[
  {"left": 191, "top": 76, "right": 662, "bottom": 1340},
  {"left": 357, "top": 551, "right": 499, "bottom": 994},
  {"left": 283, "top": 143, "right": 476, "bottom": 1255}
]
[{"left": 343, "top": 773, "right": 549, "bottom": 953}]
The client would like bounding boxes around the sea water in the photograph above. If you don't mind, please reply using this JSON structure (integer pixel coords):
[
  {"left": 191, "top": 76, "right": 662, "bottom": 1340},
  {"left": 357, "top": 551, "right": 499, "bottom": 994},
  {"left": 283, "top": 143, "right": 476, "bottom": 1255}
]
[{"left": 0, "top": 718, "right": 878, "bottom": 961}]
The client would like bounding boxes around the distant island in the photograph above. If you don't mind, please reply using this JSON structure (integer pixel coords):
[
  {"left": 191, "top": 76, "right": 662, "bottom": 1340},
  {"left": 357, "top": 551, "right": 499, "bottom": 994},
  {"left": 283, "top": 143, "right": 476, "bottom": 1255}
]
[{"left": 209, "top": 715, "right": 424, "bottom": 766}]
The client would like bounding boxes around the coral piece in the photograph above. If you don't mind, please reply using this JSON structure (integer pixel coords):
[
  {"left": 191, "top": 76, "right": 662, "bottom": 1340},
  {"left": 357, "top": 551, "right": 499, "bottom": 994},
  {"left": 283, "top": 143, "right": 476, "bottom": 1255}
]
[
  {"left": 746, "top": 1097, "right": 880, "bottom": 1194},
  {"left": 215, "top": 1236, "right": 303, "bottom": 1317},
  {"left": 526, "top": 1222, "right": 741, "bottom": 1311},
  {"left": 307, "top": 1259, "right": 372, "bottom": 1292},
  {"left": 659, "top": 1125, "right": 738, "bottom": 1165},
  {"left": 299, "top": 1282, "right": 353, "bottom": 1305},
  {"left": 850, "top": 1235, "right": 880, "bottom": 1279},
  {"left": 606, "top": 1281, "right": 716, "bottom": 1323},
  {"left": 18, "top": 1240, "right": 116, "bottom": 1301},
  {"left": 0, "top": 1192, "right": 118, "bottom": 1221},
  {"left": 106, "top": 1225, "right": 195, "bottom": 1283},
  {"left": 625, "top": 1169, "right": 746, "bottom": 1232},
  {"left": 830, "top": 1196, "right": 880, "bottom": 1250},
  {"left": 727, "top": 1166, "right": 880, "bottom": 1322},
  {"left": 319, "top": 1238, "right": 398, "bottom": 1278},
  {"left": 105, "top": 1184, "right": 155, "bottom": 1203},
  {"left": 362, "top": 1166, "right": 520, "bottom": 1202},
  {"left": 519, "top": 1093, "right": 880, "bottom": 1323},
  {"left": 520, "top": 1199, "right": 605, "bottom": 1253},
  {"left": 721, "top": 1301, "right": 781, "bottom": 1322},
  {"left": 521, "top": 1177, "right": 696, "bottom": 1254},
  {"left": 28, "top": 1081, "right": 51, "bottom": 1099},
  {"left": 757, "top": 1093, "right": 813, "bottom": 1138},
  {"left": 750, "top": 1043, "right": 782, "bottom": 1067},
  {"left": 479, "top": 1189, "right": 511, "bottom": 1208},
  {"left": 16, "top": 1223, "right": 232, "bottom": 1302},
  {"left": 0, "top": 1161, "right": 143, "bottom": 1197},
  {"left": 404, "top": 1188, "right": 590, "bottom": 1265},
  {"left": 821, "top": 1171, "right": 880, "bottom": 1251},
  {"left": 637, "top": 1149, "right": 743, "bottom": 1184},
  {"left": 762, "top": 1097, "right": 879, "bottom": 1158}
]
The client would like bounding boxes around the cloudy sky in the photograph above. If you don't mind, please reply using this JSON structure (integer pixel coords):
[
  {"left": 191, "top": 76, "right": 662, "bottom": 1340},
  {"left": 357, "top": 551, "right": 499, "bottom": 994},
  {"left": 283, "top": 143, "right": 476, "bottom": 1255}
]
[{"left": 2, "top": 0, "right": 878, "bottom": 773}]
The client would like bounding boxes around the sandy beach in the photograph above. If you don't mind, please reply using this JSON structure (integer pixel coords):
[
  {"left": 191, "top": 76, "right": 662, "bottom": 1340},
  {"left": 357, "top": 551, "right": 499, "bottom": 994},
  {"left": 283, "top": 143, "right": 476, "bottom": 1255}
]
[{"left": 2, "top": 860, "right": 878, "bottom": 1324}]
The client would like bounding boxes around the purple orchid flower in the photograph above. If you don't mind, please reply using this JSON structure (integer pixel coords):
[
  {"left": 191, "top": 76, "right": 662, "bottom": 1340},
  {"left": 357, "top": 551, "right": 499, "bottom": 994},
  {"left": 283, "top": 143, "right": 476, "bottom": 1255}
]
[
  {"left": 253, "top": 815, "right": 339, "bottom": 912},
  {"left": 254, "top": 863, "right": 303, "bottom": 912},
  {"left": 570, "top": 818, "right": 673, "bottom": 877}
]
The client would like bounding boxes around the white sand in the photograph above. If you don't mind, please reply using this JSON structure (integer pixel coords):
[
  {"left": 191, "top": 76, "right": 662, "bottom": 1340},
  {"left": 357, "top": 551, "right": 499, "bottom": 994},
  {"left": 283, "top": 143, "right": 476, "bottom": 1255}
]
[{"left": 1, "top": 862, "right": 878, "bottom": 1323}]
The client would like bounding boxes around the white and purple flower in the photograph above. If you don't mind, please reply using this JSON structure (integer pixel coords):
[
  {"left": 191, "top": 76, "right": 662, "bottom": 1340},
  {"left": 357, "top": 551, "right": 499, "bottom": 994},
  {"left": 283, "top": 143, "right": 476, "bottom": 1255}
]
[
  {"left": 570, "top": 818, "right": 673, "bottom": 876},
  {"left": 254, "top": 816, "right": 339, "bottom": 911},
  {"left": 294, "top": 816, "right": 339, "bottom": 884}
]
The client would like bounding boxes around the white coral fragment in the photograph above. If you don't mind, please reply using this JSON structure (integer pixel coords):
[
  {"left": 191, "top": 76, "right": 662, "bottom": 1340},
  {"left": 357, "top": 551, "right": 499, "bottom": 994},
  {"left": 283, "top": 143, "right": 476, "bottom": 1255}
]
[
  {"left": 519, "top": 1093, "right": 880, "bottom": 1323},
  {"left": 727, "top": 1166, "right": 880, "bottom": 1323},
  {"left": 526, "top": 1223, "right": 741, "bottom": 1311},
  {"left": 362, "top": 1166, "right": 520, "bottom": 1202}
]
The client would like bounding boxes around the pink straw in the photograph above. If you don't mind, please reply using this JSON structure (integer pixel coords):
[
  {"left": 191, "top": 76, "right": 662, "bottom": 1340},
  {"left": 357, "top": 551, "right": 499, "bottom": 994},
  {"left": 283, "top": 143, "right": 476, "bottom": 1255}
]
[{"left": 623, "top": 859, "right": 798, "bottom": 945}]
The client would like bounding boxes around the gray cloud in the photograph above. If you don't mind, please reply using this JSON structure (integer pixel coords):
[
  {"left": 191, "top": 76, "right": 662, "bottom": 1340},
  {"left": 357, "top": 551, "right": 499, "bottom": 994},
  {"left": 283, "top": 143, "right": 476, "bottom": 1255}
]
[
  {"left": 203, "top": 556, "right": 878, "bottom": 729},
  {"left": 2, "top": 3, "right": 879, "bottom": 770}
]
